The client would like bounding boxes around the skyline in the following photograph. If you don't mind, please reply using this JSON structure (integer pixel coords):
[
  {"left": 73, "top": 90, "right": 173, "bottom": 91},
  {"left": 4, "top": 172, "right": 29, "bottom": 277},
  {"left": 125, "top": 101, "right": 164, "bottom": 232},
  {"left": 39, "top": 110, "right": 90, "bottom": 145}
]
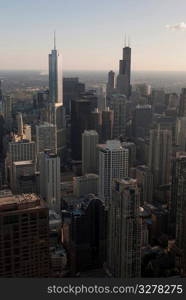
[{"left": 1, "top": 0, "right": 186, "bottom": 71}]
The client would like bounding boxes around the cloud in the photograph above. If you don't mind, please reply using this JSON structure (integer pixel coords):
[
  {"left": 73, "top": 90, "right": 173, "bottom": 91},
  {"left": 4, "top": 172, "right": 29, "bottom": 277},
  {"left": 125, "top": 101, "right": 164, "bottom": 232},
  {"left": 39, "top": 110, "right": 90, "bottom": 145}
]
[{"left": 165, "top": 22, "right": 186, "bottom": 31}]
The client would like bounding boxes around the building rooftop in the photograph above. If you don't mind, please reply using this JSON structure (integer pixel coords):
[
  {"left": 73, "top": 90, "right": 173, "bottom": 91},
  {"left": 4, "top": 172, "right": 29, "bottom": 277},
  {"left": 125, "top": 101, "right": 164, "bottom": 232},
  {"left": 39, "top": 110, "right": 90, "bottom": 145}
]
[{"left": 0, "top": 193, "right": 43, "bottom": 212}]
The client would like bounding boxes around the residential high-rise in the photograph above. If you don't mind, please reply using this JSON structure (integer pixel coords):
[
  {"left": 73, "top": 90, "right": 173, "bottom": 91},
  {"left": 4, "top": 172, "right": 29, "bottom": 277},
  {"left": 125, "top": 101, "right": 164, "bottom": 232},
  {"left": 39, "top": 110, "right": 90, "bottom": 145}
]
[
  {"left": 82, "top": 130, "right": 99, "bottom": 175},
  {"left": 98, "top": 140, "right": 128, "bottom": 207},
  {"left": 107, "top": 178, "right": 141, "bottom": 278},
  {"left": 110, "top": 94, "right": 127, "bottom": 139},
  {"left": 36, "top": 122, "right": 57, "bottom": 154},
  {"left": 116, "top": 43, "right": 131, "bottom": 97},
  {"left": 39, "top": 151, "right": 61, "bottom": 212},
  {"left": 71, "top": 99, "right": 91, "bottom": 160},
  {"left": 49, "top": 32, "right": 63, "bottom": 104},
  {"left": 148, "top": 127, "right": 172, "bottom": 187},
  {"left": 0, "top": 193, "right": 50, "bottom": 277}
]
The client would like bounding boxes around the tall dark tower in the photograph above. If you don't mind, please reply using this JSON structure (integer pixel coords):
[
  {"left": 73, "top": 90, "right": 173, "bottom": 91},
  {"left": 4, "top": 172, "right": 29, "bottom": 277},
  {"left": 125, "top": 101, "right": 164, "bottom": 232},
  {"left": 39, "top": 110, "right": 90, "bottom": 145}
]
[
  {"left": 71, "top": 99, "right": 91, "bottom": 160},
  {"left": 116, "top": 39, "right": 131, "bottom": 98}
]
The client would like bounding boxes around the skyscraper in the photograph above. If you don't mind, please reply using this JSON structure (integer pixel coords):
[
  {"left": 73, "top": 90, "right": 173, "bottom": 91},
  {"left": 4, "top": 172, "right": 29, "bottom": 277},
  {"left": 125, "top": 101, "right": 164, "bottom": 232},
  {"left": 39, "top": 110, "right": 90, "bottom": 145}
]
[
  {"left": 82, "top": 130, "right": 99, "bottom": 175},
  {"left": 116, "top": 42, "right": 131, "bottom": 97},
  {"left": 107, "top": 178, "right": 141, "bottom": 278},
  {"left": 98, "top": 140, "right": 128, "bottom": 207},
  {"left": 101, "top": 108, "right": 114, "bottom": 142},
  {"left": 39, "top": 151, "right": 61, "bottom": 212},
  {"left": 17, "top": 112, "right": 24, "bottom": 137},
  {"left": 49, "top": 32, "right": 63, "bottom": 104},
  {"left": 110, "top": 94, "right": 127, "bottom": 139},
  {"left": 148, "top": 127, "right": 172, "bottom": 187},
  {"left": 71, "top": 99, "right": 91, "bottom": 160},
  {"left": 171, "top": 153, "right": 186, "bottom": 275},
  {"left": 36, "top": 122, "right": 57, "bottom": 154}
]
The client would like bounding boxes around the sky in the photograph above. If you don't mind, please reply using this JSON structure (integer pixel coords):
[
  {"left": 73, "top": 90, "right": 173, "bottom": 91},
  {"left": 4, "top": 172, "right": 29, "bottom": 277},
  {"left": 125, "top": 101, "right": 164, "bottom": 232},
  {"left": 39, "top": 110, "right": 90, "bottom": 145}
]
[{"left": 0, "top": 0, "right": 186, "bottom": 71}]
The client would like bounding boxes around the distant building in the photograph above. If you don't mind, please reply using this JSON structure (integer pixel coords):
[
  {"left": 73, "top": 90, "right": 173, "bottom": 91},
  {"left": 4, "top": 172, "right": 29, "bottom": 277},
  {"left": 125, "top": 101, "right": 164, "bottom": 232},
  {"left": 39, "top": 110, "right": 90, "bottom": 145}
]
[
  {"left": 136, "top": 165, "right": 153, "bottom": 205},
  {"left": 63, "top": 77, "right": 85, "bottom": 114},
  {"left": 101, "top": 108, "right": 114, "bottom": 142},
  {"left": 132, "top": 105, "right": 152, "bottom": 139},
  {"left": 110, "top": 94, "right": 127, "bottom": 139},
  {"left": 116, "top": 44, "right": 131, "bottom": 97}
]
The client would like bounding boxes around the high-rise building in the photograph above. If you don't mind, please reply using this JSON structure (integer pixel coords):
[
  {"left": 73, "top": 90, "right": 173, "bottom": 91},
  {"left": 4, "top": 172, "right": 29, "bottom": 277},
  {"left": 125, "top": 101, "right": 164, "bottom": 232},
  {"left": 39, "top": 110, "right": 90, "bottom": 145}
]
[
  {"left": 98, "top": 140, "right": 128, "bottom": 207},
  {"left": 107, "top": 178, "right": 141, "bottom": 278},
  {"left": 176, "top": 117, "right": 186, "bottom": 150},
  {"left": 148, "top": 128, "right": 172, "bottom": 187},
  {"left": 8, "top": 140, "right": 36, "bottom": 163},
  {"left": 106, "top": 70, "right": 115, "bottom": 97},
  {"left": 63, "top": 77, "right": 85, "bottom": 114},
  {"left": 82, "top": 130, "right": 99, "bottom": 175},
  {"left": 171, "top": 153, "right": 186, "bottom": 275},
  {"left": 116, "top": 43, "right": 131, "bottom": 97},
  {"left": 101, "top": 108, "right": 114, "bottom": 142},
  {"left": 90, "top": 108, "right": 102, "bottom": 141},
  {"left": 17, "top": 112, "right": 24, "bottom": 136},
  {"left": 23, "top": 124, "right": 32, "bottom": 141},
  {"left": 132, "top": 105, "right": 152, "bottom": 139},
  {"left": 39, "top": 152, "right": 61, "bottom": 212},
  {"left": 179, "top": 88, "right": 186, "bottom": 117},
  {"left": 49, "top": 33, "right": 63, "bottom": 104},
  {"left": 36, "top": 122, "right": 57, "bottom": 154},
  {"left": 110, "top": 94, "right": 127, "bottom": 139},
  {"left": 0, "top": 193, "right": 50, "bottom": 277},
  {"left": 2, "top": 95, "right": 13, "bottom": 130},
  {"left": 73, "top": 173, "right": 99, "bottom": 197},
  {"left": 71, "top": 99, "right": 91, "bottom": 160},
  {"left": 136, "top": 165, "right": 153, "bottom": 205}
]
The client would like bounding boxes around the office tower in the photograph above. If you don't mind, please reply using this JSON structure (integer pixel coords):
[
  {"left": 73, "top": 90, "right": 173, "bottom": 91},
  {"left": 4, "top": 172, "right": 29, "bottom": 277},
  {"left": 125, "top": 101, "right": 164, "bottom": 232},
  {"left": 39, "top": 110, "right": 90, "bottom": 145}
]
[
  {"left": 36, "top": 122, "right": 57, "bottom": 154},
  {"left": 98, "top": 140, "right": 128, "bottom": 206},
  {"left": 110, "top": 94, "right": 127, "bottom": 139},
  {"left": 116, "top": 43, "right": 131, "bottom": 97},
  {"left": 176, "top": 117, "right": 186, "bottom": 150},
  {"left": 39, "top": 152, "right": 61, "bottom": 212},
  {"left": 108, "top": 178, "right": 141, "bottom": 278},
  {"left": 101, "top": 108, "right": 114, "bottom": 142},
  {"left": 82, "top": 130, "right": 99, "bottom": 175},
  {"left": 81, "top": 90, "right": 99, "bottom": 112},
  {"left": 17, "top": 112, "right": 24, "bottom": 136},
  {"left": 23, "top": 124, "right": 32, "bottom": 141},
  {"left": 8, "top": 140, "right": 36, "bottom": 163},
  {"left": 0, "top": 193, "right": 50, "bottom": 277},
  {"left": 62, "top": 194, "right": 106, "bottom": 274},
  {"left": 2, "top": 95, "right": 13, "bottom": 130},
  {"left": 71, "top": 99, "right": 91, "bottom": 160},
  {"left": 148, "top": 128, "right": 172, "bottom": 187},
  {"left": 106, "top": 70, "right": 115, "bottom": 99},
  {"left": 11, "top": 160, "right": 36, "bottom": 194},
  {"left": 73, "top": 173, "right": 99, "bottom": 197},
  {"left": 136, "top": 165, "right": 153, "bottom": 205},
  {"left": 49, "top": 33, "right": 63, "bottom": 104},
  {"left": 179, "top": 88, "right": 186, "bottom": 117},
  {"left": 63, "top": 77, "right": 85, "bottom": 114},
  {"left": 132, "top": 105, "right": 152, "bottom": 139},
  {"left": 171, "top": 153, "right": 186, "bottom": 275},
  {"left": 90, "top": 108, "right": 102, "bottom": 141}
]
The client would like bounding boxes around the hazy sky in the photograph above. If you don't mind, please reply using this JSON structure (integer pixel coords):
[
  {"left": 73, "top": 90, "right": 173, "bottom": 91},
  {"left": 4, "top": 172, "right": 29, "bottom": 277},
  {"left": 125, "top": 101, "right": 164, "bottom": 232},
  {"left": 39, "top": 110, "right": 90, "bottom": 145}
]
[{"left": 0, "top": 0, "right": 186, "bottom": 71}]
